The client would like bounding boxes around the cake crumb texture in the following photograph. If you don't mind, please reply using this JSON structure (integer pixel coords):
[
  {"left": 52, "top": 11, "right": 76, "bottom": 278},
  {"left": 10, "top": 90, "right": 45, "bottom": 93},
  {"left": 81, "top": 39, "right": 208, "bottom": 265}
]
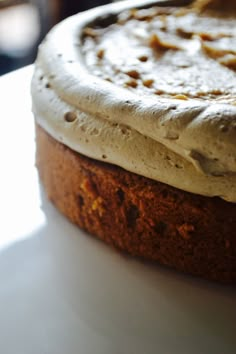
[{"left": 36, "top": 124, "right": 236, "bottom": 284}]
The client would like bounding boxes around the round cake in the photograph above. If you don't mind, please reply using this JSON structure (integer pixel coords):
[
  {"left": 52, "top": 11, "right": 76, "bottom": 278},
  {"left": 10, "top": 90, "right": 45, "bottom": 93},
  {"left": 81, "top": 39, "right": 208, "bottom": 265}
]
[{"left": 31, "top": 0, "right": 236, "bottom": 283}]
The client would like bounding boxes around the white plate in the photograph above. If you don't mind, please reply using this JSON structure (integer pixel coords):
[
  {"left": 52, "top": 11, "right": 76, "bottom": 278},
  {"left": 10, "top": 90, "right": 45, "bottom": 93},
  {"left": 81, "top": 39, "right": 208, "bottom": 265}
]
[{"left": 0, "top": 66, "right": 235, "bottom": 354}]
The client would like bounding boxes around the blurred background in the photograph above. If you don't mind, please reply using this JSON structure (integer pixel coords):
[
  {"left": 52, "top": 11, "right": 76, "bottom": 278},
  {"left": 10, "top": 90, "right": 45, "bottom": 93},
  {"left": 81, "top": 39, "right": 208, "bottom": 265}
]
[{"left": 0, "top": 0, "right": 115, "bottom": 75}]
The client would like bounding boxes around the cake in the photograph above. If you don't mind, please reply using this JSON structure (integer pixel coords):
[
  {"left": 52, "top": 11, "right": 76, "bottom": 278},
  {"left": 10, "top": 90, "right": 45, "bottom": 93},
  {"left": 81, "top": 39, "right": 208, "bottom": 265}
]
[{"left": 31, "top": 0, "right": 236, "bottom": 283}]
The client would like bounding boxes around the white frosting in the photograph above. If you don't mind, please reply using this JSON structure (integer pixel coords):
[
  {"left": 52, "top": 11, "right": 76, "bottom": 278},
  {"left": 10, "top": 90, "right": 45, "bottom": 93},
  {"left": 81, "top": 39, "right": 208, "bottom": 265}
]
[{"left": 31, "top": 0, "right": 236, "bottom": 202}]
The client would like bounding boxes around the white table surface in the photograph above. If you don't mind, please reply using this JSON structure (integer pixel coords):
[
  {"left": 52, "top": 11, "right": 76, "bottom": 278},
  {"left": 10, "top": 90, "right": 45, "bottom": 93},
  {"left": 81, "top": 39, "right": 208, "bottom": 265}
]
[{"left": 0, "top": 66, "right": 235, "bottom": 354}]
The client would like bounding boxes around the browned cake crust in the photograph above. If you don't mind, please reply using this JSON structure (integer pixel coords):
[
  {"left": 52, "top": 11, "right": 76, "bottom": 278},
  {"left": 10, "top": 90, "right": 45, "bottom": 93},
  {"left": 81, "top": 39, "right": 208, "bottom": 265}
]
[{"left": 36, "top": 124, "right": 236, "bottom": 284}]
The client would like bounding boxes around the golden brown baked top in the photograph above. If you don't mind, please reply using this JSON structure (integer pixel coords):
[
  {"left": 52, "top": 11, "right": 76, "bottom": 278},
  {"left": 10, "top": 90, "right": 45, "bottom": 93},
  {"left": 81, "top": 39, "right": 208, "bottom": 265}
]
[{"left": 82, "top": 0, "right": 236, "bottom": 104}]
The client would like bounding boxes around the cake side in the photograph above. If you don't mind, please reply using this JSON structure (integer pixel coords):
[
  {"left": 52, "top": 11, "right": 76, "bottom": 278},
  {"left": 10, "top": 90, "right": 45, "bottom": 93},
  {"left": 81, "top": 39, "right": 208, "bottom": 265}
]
[{"left": 36, "top": 124, "right": 236, "bottom": 283}]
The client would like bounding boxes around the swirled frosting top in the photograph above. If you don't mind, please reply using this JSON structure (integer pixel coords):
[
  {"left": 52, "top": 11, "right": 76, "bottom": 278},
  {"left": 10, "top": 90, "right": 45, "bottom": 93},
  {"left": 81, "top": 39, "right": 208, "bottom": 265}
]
[{"left": 32, "top": 0, "right": 236, "bottom": 202}]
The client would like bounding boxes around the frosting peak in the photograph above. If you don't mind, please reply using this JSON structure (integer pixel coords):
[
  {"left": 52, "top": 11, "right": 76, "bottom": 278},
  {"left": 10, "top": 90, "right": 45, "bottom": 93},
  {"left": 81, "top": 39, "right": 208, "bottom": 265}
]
[{"left": 32, "top": 0, "right": 236, "bottom": 202}]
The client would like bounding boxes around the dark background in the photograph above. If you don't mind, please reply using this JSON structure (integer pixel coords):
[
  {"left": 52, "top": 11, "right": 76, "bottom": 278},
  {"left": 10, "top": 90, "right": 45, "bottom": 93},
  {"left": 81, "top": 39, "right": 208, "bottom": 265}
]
[{"left": 0, "top": 0, "right": 113, "bottom": 75}]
